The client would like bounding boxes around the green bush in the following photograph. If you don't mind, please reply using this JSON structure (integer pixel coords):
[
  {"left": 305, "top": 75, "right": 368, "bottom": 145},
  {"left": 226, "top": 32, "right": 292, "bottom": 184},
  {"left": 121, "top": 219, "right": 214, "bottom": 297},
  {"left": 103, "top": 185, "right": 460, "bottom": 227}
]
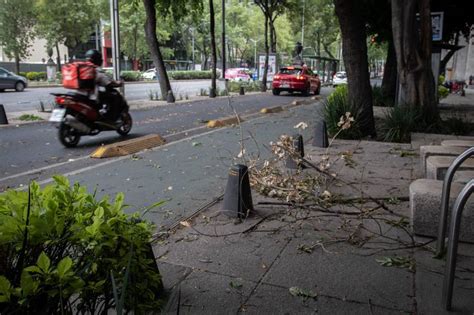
[
  {"left": 0, "top": 176, "right": 163, "bottom": 314},
  {"left": 441, "top": 117, "right": 473, "bottom": 135},
  {"left": 382, "top": 105, "right": 423, "bottom": 143},
  {"left": 165, "top": 70, "right": 221, "bottom": 80},
  {"left": 228, "top": 80, "right": 261, "bottom": 93},
  {"left": 25, "top": 72, "right": 47, "bottom": 81},
  {"left": 323, "top": 85, "right": 363, "bottom": 139},
  {"left": 19, "top": 72, "right": 27, "bottom": 78},
  {"left": 438, "top": 85, "right": 449, "bottom": 100},
  {"left": 372, "top": 85, "right": 394, "bottom": 107},
  {"left": 120, "top": 71, "right": 142, "bottom": 82}
]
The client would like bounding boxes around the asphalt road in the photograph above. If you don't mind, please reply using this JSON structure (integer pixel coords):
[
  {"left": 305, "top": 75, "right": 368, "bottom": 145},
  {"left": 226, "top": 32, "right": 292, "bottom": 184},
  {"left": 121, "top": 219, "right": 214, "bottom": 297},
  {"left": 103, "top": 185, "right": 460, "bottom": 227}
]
[
  {"left": 0, "top": 80, "right": 219, "bottom": 113},
  {"left": 0, "top": 88, "right": 330, "bottom": 192}
]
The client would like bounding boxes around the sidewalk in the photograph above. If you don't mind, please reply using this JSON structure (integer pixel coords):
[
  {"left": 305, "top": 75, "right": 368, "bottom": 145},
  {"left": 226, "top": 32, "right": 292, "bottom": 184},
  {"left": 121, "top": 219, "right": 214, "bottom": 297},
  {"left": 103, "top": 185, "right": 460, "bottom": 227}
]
[{"left": 154, "top": 136, "right": 474, "bottom": 314}]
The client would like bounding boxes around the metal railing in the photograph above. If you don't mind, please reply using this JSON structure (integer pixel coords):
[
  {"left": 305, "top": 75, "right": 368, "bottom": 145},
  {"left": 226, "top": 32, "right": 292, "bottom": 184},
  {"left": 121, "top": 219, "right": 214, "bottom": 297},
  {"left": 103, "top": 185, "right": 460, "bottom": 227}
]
[
  {"left": 441, "top": 179, "right": 474, "bottom": 310},
  {"left": 436, "top": 147, "right": 474, "bottom": 255}
]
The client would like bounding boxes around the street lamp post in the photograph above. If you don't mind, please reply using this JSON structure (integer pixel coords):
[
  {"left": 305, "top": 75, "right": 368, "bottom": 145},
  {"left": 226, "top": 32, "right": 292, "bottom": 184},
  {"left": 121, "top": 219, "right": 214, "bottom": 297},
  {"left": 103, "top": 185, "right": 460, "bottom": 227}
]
[{"left": 250, "top": 38, "right": 261, "bottom": 69}]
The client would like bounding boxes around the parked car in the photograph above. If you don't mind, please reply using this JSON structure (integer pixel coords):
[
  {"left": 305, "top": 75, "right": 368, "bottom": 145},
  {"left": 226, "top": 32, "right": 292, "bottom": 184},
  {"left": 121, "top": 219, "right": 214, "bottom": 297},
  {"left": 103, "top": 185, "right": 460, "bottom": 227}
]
[
  {"left": 225, "top": 68, "right": 251, "bottom": 82},
  {"left": 272, "top": 66, "right": 321, "bottom": 96},
  {"left": 142, "top": 68, "right": 157, "bottom": 80},
  {"left": 333, "top": 71, "right": 347, "bottom": 87},
  {"left": 0, "top": 67, "right": 27, "bottom": 92}
]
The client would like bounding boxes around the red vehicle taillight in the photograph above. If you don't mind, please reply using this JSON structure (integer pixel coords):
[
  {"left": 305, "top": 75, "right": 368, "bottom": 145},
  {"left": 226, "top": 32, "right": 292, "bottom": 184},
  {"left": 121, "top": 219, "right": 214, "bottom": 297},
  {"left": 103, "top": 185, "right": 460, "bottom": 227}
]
[
  {"left": 296, "top": 75, "right": 305, "bottom": 80},
  {"left": 55, "top": 96, "right": 66, "bottom": 104},
  {"left": 274, "top": 75, "right": 280, "bottom": 80}
]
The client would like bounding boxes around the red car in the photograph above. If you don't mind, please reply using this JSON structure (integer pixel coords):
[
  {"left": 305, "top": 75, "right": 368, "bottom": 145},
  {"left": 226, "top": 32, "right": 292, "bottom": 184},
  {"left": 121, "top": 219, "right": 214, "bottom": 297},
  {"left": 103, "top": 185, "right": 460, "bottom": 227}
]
[{"left": 272, "top": 66, "right": 321, "bottom": 96}]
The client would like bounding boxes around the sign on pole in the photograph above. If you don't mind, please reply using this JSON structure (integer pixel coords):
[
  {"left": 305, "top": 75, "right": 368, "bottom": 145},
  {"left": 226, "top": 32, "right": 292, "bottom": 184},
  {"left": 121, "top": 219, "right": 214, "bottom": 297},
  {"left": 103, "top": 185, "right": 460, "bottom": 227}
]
[{"left": 258, "top": 54, "right": 276, "bottom": 81}]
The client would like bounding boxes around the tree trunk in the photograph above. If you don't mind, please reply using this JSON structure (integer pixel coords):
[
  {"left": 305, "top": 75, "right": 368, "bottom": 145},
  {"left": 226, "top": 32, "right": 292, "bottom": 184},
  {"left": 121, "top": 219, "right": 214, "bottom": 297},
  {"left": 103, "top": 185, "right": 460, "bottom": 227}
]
[
  {"left": 14, "top": 53, "right": 20, "bottom": 74},
  {"left": 391, "top": 0, "right": 437, "bottom": 121},
  {"left": 55, "top": 42, "right": 62, "bottom": 70},
  {"left": 269, "top": 18, "right": 277, "bottom": 53},
  {"left": 439, "top": 33, "right": 460, "bottom": 75},
  {"left": 382, "top": 40, "right": 397, "bottom": 102},
  {"left": 334, "top": 0, "right": 376, "bottom": 137},
  {"left": 261, "top": 11, "right": 269, "bottom": 92},
  {"left": 209, "top": 0, "right": 217, "bottom": 97},
  {"left": 143, "top": 0, "right": 174, "bottom": 102}
]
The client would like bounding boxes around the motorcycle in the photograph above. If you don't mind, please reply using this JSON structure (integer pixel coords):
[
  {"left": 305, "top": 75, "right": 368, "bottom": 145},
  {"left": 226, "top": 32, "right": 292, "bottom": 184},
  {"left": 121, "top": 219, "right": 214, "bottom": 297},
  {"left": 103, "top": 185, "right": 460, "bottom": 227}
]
[{"left": 49, "top": 89, "right": 132, "bottom": 147}]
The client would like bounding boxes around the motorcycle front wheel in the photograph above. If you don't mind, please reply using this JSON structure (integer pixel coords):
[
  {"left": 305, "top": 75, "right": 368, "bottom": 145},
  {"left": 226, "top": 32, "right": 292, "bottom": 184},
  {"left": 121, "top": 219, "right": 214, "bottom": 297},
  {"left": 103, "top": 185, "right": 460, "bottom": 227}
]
[
  {"left": 117, "top": 112, "right": 132, "bottom": 136},
  {"left": 58, "top": 122, "right": 81, "bottom": 148}
]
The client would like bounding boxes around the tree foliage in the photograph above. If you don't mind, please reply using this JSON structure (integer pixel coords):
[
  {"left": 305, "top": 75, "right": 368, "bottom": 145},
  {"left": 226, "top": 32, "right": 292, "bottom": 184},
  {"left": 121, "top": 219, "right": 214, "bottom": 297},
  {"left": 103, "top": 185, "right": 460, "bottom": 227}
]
[{"left": 0, "top": 0, "right": 36, "bottom": 73}]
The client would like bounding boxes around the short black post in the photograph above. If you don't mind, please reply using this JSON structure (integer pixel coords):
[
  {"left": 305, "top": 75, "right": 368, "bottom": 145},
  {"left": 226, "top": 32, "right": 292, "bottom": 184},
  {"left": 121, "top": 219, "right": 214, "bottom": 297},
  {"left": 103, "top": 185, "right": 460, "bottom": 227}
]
[
  {"left": 222, "top": 164, "right": 254, "bottom": 218},
  {"left": 286, "top": 134, "right": 305, "bottom": 169},
  {"left": 0, "top": 105, "right": 8, "bottom": 125},
  {"left": 313, "top": 120, "right": 328, "bottom": 148},
  {"left": 239, "top": 86, "right": 245, "bottom": 95},
  {"left": 166, "top": 90, "right": 175, "bottom": 103}
]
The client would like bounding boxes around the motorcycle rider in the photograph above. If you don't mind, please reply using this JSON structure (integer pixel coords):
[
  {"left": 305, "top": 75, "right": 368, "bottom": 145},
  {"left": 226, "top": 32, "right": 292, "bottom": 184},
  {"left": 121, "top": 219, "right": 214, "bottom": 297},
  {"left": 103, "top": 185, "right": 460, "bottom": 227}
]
[{"left": 84, "top": 49, "right": 124, "bottom": 121}]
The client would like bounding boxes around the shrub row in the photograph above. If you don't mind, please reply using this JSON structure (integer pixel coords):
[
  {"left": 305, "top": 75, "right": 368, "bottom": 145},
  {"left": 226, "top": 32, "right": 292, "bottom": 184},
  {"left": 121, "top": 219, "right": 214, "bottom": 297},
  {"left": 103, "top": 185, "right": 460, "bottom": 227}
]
[
  {"left": 167, "top": 70, "right": 220, "bottom": 80},
  {"left": 0, "top": 176, "right": 163, "bottom": 314},
  {"left": 25, "top": 72, "right": 47, "bottom": 81}
]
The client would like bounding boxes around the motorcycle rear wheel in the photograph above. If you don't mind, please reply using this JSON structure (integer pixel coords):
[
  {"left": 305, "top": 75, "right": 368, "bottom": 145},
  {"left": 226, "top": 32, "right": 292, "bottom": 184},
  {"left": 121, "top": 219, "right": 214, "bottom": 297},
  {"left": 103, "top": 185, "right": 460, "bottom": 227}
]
[
  {"left": 58, "top": 123, "right": 81, "bottom": 148},
  {"left": 117, "top": 112, "right": 132, "bottom": 136}
]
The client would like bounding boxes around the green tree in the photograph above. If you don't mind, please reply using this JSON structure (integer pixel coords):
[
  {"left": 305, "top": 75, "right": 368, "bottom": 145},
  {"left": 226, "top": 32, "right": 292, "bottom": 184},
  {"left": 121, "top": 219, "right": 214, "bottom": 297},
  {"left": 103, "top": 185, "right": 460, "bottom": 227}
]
[
  {"left": 36, "top": 0, "right": 102, "bottom": 69},
  {"left": 334, "top": 0, "right": 376, "bottom": 137},
  {"left": 0, "top": 0, "right": 36, "bottom": 74},
  {"left": 391, "top": 0, "right": 437, "bottom": 122},
  {"left": 142, "top": 0, "right": 202, "bottom": 102}
]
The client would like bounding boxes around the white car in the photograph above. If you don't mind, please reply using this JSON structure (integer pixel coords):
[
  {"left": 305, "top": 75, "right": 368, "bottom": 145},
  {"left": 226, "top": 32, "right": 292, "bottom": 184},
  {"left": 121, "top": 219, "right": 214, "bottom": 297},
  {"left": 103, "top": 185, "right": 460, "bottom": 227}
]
[
  {"left": 333, "top": 71, "right": 347, "bottom": 87},
  {"left": 142, "top": 68, "right": 157, "bottom": 80}
]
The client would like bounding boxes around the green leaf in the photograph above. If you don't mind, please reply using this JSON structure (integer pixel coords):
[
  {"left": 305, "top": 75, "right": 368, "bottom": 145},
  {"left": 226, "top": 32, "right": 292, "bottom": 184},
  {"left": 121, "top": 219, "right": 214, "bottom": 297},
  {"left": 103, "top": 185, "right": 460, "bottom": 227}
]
[
  {"left": 0, "top": 276, "right": 12, "bottom": 293},
  {"left": 20, "top": 271, "right": 38, "bottom": 296},
  {"left": 289, "top": 286, "right": 317, "bottom": 299},
  {"left": 376, "top": 256, "right": 415, "bottom": 271},
  {"left": 94, "top": 207, "right": 104, "bottom": 219},
  {"left": 24, "top": 266, "right": 42, "bottom": 274},
  {"left": 57, "top": 257, "right": 73, "bottom": 278},
  {"left": 229, "top": 280, "right": 242, "bottom": 289},
  {"left": 37, "top": 252, "right": 51, "bottom": 273}
]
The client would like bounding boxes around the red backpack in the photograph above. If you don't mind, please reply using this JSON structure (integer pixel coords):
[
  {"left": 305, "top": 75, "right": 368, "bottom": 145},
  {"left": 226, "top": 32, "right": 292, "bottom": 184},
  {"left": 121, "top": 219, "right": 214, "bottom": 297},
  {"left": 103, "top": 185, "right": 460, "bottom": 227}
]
[{"left": 62, "top": 61, "right": 96, "bottom": 91}]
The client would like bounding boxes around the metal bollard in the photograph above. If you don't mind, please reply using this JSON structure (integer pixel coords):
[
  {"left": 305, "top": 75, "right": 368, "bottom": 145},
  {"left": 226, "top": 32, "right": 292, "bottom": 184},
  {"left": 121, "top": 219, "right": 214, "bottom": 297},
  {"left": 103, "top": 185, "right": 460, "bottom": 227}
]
[
  {"left": 0, "top": 104, "right": 8, "bottom": 125},
  {"left": 312, "top": 120, "right": 328, "bottom": 148},
  {"left": 239, "top": 86, "right": 245, "bottom": 95},
  {"left": 442, "top": 179, "right": 474, "bottom": 310},
  {"left": 221, "top": 164, "right": 254, "bottom": 218},
  {"left": 436, "top": 147, "right": 474, "bottom": 256},
  {"left": 286, "top": 134, "right": 305, "bottom": 169}
]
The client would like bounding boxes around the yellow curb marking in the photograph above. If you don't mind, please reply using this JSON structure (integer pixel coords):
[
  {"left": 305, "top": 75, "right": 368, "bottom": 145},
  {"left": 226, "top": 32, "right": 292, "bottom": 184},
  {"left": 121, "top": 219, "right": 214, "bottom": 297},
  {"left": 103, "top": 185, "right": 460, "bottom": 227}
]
[
  {"left": 90, "top": 134, "right": 166, "bottom": 158},
  {"left": 207, "top": 116, "right": 242, "bottom": 128},
  {"left": 260, "top": 106, "right": 284, "bottom": 114}
]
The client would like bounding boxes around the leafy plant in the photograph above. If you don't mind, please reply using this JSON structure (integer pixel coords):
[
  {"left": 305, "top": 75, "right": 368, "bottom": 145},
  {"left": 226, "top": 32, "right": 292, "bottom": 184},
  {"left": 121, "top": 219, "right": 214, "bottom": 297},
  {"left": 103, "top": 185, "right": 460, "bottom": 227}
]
[
  {"left": 227, "top": 81, "right": 261, "bottom": 93},
  {"left": 0, "top": 177, "right": 163, "bottom": 314},
  {"left": 323, "top": 85, "right": 363, "bottom": 139},
  {"left": 382, "top": 105, "right": 422, "bottom": 143},
  {"left": 441, "top": 117, "right": 473, "bottom": 135},
  {"left": 376, "top": 256, "right": 415, "bottom": 271},
  {"left": 18, "top": 114, "right": 43, "bottom": 121},
  {"left": 438, "top": 85, "right": 449, "bottom": 100},
  {"left": 119, "top": 71, "right": 142, "bottom": 82},
  {"left": 372, "top": 85, "right": 394, "bottom": 107}
]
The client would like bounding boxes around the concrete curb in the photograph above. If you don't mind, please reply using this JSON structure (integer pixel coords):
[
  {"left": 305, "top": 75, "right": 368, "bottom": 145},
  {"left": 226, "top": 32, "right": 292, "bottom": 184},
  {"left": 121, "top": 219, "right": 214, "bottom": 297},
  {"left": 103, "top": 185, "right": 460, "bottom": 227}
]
[{"left": 207, "top": 116, "right": 242, "bottom": 128}]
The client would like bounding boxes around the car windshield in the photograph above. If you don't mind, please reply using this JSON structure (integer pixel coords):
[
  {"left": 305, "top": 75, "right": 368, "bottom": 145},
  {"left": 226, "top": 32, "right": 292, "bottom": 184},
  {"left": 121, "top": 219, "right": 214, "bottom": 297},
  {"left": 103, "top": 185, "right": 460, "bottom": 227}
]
[{"left": 280, "top": 68, "right": 302, "bottom": 75}]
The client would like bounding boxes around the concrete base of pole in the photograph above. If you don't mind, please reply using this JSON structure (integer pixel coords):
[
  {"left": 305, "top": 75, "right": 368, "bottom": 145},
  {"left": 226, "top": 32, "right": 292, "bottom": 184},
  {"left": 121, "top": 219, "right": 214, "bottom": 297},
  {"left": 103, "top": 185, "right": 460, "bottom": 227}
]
[{"left": 167, "top": 90, "right": 175, "bottom": 103}]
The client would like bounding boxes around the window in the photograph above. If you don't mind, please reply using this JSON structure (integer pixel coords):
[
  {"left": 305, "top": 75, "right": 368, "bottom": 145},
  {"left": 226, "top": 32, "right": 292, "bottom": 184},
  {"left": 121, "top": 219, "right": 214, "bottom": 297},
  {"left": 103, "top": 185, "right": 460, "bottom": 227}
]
[{"left": 280, "top": 68, "right": 302, "bottom": 75}]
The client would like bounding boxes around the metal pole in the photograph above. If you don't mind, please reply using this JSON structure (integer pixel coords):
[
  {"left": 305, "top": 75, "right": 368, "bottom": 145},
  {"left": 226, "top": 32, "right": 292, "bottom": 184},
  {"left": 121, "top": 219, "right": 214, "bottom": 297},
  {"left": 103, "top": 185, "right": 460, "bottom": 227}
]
[
  {"left": 192, "top": 28, "right": 195, "bottom": 70},
  {"left": 301, "top": 0, "right": 305, "bottom": 46},
  {"left": 221, "top": 0, "right": 226, "bottom": 80},
  {"left": 254, "top": 42, "right": 257, "bottom": 69},
  {"left": 110, "top": 0, "right": 121, "bottom": 81},
  {"left": 95, "top": 23, "right": 100, "bottom": 51}
]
